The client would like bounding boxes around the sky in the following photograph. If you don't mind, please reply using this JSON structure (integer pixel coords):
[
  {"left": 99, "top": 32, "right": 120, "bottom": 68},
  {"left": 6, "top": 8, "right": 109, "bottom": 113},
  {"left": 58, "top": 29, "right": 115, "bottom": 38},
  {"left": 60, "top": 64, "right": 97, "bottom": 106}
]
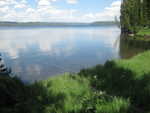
[{"left": 0, "top": 0, "right": 121, "bottom": 22}]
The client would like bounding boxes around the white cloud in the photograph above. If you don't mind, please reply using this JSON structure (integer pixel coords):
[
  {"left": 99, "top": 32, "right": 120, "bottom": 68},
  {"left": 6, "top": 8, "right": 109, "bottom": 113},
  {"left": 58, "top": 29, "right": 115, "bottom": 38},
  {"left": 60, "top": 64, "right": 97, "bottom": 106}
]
[
  {"left": 0, "top": 0, "right": 17, "bottom": 6},
  {"left": 14, "top": 4, "right": 27, "bottom": 9},
  {"left": 0, "top": 1, "right": 7, "bottom": 6},
  {"left": 111, "top": 1, "right": 121, "bottom": 7},
  {"left": 81, "top": 0, "right": 121, "bottom": 22},
  {"left": 67, "top": 0, "right": 78, "bottom": 4},
  {"left": 0, "top": 6, "right": 9, "bottom": 13},
  {"left": 0, "top": 0, "right": 121, "bottom": 22},
  {"left": 38, "top": 0, "right": 51, "bottom": 6}
]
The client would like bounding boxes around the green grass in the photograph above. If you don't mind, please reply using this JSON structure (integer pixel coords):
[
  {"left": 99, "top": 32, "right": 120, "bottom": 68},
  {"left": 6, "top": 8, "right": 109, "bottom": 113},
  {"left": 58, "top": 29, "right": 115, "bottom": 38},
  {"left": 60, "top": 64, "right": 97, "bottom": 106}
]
[
  {"left": 96, "top": 97, "right": 130, "bottom": 113},
  {"left": 0, "top": 73, "right": 130, "bottom": 113},
  {"left": 79, "top": 51, "right": 150, "bottom": 112},
  {"left": 116, "top": 51, "right": 150, "bottom": 78},
  {"left": 40, "top": 73, "right": 92, "bottom": 112},
  {"left": 123, "top": 28, "right": 150, "bottom": 48},
  {"left": 39, "top": 74, "right": 130, "bottom": 113},
  {"left": 136, "top": 28, "right": 150, "bottom": 36},
  {"left": 1, "top": 51, "right": 150, "bottom": 113}
]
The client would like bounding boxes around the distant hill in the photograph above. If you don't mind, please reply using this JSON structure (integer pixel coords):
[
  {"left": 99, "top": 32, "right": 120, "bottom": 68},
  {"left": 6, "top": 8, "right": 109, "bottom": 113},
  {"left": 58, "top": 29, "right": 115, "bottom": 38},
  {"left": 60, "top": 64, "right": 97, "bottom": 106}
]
[
  {"left": 91, "top": 21, "right": 117, "bottom": 26},
  {"left": 0, "top": 21, "right": 117, "bottom": 27}
]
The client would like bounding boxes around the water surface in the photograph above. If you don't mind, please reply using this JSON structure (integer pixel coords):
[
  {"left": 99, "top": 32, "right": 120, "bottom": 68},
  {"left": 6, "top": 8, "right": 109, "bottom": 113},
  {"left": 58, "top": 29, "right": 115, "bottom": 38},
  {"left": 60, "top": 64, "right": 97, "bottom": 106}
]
[{"left": 0, "top": 26, "right": 121, "bottom": 82}]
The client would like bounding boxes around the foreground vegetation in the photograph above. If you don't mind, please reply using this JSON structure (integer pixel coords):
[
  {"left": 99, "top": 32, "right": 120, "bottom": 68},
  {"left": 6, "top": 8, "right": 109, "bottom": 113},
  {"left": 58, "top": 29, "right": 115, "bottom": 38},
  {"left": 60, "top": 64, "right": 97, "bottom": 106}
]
[
  {"left": 1, "top": 51, "right": 150, "bottom": 113},
  {"left": 0, "top": 74, "right": 130, "bottom": 113},
  {"left": 80, "top": 51, "right": 150, "bottom": 112}
]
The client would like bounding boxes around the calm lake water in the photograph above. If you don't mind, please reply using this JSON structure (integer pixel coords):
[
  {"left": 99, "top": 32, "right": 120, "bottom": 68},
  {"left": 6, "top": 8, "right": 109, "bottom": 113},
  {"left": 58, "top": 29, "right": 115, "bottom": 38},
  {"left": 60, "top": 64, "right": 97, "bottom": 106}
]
[{"left": 0, "top": 26, "right": 121, "bottom": 82}]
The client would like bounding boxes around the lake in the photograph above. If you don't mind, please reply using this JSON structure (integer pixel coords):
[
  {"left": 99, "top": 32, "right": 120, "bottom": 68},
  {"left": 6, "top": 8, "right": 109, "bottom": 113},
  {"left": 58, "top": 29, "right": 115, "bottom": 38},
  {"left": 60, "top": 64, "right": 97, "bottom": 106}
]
[{"left": 0, "top": 26, "right": 121, "bottom": 82}]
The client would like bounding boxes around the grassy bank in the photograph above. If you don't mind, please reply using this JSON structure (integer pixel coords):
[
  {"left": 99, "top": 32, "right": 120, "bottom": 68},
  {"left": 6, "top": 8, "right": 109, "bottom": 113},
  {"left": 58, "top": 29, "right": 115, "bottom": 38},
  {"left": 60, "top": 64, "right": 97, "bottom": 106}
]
[
  {"left": 121, "top": 28, "right": 150, "bottom": 50},
  {"left": 121, "top": 33, "right": 150, "bottom": 50},
  {"left": 79, "top": 51, "right": 150, "bottom": 112},
  {"left": 1, "top": 51, "right": 150, "bottom": 113},
  {"left": 0, "top": 74, "right": 129, "bottom": 113},
  {"left": 136, "top": 28, "right": 150, "bottom": 37}
]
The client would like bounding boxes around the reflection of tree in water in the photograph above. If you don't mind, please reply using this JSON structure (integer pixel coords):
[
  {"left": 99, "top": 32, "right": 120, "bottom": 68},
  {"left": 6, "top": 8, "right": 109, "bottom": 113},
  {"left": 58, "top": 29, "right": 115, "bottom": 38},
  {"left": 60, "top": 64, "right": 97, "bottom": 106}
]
[
  {"left": 113, "top": 35, "right": 120, "bottom": 50},
  {"left": 119, "top": 35, "right": 146, "bottom": 59},
  {"left": 0, "top": 53, "right": 11, "bottom": 75}
]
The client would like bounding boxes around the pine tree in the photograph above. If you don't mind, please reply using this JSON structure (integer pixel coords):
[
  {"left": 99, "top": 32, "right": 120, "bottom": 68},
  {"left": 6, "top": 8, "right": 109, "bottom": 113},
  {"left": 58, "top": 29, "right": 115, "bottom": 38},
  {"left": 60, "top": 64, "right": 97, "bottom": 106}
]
[
  {"left": 146, "top": 0, "right": 150, "bottom": 26},
  {"left": 120, "top": 0, "right": 150, "bottom": 32}
]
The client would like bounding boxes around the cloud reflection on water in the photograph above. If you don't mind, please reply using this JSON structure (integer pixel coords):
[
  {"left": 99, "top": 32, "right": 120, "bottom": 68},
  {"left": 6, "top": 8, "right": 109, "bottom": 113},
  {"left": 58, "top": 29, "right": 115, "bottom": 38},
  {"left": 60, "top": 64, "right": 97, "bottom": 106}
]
[{"left": 0, "top": 26, "right": 120, "bottom": 82}]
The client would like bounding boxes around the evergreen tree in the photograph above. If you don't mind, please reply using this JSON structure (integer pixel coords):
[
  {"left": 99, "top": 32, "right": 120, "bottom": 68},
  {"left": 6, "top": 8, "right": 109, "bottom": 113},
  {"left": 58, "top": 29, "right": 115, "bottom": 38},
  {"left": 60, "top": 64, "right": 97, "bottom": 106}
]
[{"left": 120, "top": 0, "right": 150, "bottom": 32}]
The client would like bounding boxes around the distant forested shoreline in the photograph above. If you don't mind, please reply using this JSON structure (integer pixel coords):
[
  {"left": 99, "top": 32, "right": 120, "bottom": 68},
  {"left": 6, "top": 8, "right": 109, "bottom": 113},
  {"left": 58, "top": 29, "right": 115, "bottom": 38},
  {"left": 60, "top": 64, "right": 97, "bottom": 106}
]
[{"left": 0, "top": 21, "right": 117, "bottom": 27}]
